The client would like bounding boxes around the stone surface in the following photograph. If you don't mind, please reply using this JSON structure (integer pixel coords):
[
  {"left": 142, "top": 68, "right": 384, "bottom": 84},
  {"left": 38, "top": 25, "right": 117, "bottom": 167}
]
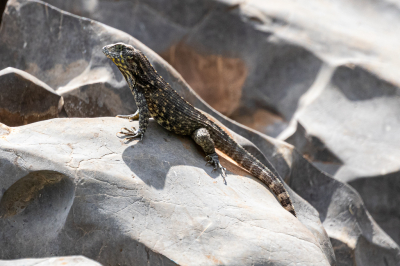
[
  {"left": 0, "top": 0, "right": 136, "bottom": 118},
  {"left": 349, "top": 171, "right": 400, "bottom": 248},
  {"left": 0, "top": 67, "right": 64, "bottom": 126},
  {"left": 0, "top": 256, "right": 102, "bottom": 266},
  {"left": 39, "top": 0, "right": 400, "bottom": 255},
  {"left": 1, "top": 0, "right": 399, "bottom": 265},
  {"left": 217, "top": 117, "right": 400, "bottom": 266},
  {"left": 0, "top": 118, "right": 330, "bottom": 266}
]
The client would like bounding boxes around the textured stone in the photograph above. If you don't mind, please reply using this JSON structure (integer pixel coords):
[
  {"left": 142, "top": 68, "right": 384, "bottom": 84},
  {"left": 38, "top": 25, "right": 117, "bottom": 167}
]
[
  {"left": 349, "top": 171, "right": 400, "bottom": 247},
  {"left": 218, "top": 117, "right": 400, "bottom": 266},
  {"left": 38, "top": 0, "right": 400, "bottom": 257},
  {"left": 0, "top": 67, "right": 64, "bottom": 126},
  {"left": 0, "top": 118, "right": 330, "bottom": 266},
  {"left": 1, "top": 0, "right": 399, "bottom": 264},
  {"left": 0, "top": 0, "right": 136, "bottom": 118}
]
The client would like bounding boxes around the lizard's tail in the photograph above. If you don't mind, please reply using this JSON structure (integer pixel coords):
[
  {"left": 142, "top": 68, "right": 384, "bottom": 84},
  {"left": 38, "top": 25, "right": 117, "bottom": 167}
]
[{"left": 216, "top": 137, "right": 297, "bottom": 217}]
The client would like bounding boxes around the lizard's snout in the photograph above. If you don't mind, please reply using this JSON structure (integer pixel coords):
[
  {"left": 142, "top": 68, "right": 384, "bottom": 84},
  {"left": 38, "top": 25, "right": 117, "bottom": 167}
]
[{"left": 102, "top": 46, "right": 111, "bottom": 58}]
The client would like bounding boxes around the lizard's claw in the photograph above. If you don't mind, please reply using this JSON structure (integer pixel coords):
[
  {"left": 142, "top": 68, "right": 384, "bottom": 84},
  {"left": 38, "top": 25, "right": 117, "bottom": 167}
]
[
  {"left": 205, "top": 153, "right": 227, "bottom": 184},
  {"left": 116, "top": 113, "right": 139, "bottom": 122},
  {"left": 117, "top": 127, "right": 144, "bottom": 142}
]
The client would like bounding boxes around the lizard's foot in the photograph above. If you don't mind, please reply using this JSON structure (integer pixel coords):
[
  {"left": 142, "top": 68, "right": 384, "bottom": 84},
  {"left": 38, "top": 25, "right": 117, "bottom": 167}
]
[
  {"left": 205, "top": 152, "right": 227, "bottom": 184},
  {"left": 117, "top": 127, "right": 144, "bottom": 142},
  {"left": 116, "top": 113, "right": 139, "bottom": 121}
]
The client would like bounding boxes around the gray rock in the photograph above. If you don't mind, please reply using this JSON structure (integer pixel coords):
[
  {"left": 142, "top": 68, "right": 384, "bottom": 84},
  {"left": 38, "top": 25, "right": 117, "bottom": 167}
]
[
  {"left": 42, "top": 0, "right": 322, "bottom": 123},
  {"left": 0, "top": 0, "right": 136, "bottom": 118},
  {"left": 219, "top": 117, "right": 400, "bottom": 266},
  {"left": 283, "top": 66, "right": 400, "bottom": 250},
  {"left": 0, "top": 67, "right": 64, "bottom": 126},
  {"left": 0, "top": 256, "right": 102, "bottom": 266},
  {"left": 349, "top": 171, "right": 400, "bottom": 248},
  {"left": 1, "top": 0, "right": 398, "bottom": 264},
  {"left": 0, "top": 118, "right": 330, "bottom": 266},
  {"left": 38, "top": 0, "right": 400, "bottom": 176},
  {"left": 283, "top": 65, "right": 400, "bottom": 183},
  {"left": 39, "top": 0, "right": 400, "bottom": 255}
]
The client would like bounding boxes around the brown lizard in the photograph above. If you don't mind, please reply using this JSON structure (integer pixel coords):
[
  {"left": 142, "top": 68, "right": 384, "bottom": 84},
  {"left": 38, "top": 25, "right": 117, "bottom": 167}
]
[{"left": 102, "top": 42, "right": 297, "bottom": 217}]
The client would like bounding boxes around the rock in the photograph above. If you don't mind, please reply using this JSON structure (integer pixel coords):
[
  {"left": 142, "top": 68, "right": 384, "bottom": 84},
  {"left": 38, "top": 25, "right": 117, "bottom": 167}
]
[
  {"left": 282, "top": 66, "right": 400, "bottom": 250},
  {"left": 0, "top": 118, "right": 330, "bottom": 266},
  {"left": 0, "top": 256, "right": 102, "bottom": 266},
  {"left": 0, "top": 67, "right": 64, "bottom": 126},
  {"left": 0, "top": 0, "right": 218, "bottom": 120},
  {"left": 42, "top": 0, "right": 322, "bottom": 122},
  {"left": 1, "top": 0, "right": 398, "bottom": 264},
  {"left": 0, "top": 0, "right": 136, "bottom": 118},
  {"left": 39, "top": 0, "right": 400, "bottom": 257},
  {"left": 349, "top": 171, "right": 400, "bottom": 247},
  {"left": 38, "top": 0, "right": 400, "bottom": 177},
  {"left": 282, "top": 65, "right": 400, "bottom": 183},
  {"left": 220, "top": 117, "right": 400, "bottom": 266}
]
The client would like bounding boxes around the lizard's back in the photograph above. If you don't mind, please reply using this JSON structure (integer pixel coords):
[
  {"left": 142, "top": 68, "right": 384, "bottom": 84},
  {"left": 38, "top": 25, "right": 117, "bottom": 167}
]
[{"left": 145, "top": 81, "right": 212, "bottom": 135}]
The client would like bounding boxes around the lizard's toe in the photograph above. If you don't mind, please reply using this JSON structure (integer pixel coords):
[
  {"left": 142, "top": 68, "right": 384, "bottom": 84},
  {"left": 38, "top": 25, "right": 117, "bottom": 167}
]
[{"left": 117, "top": 127, "right": 144, "bottom": 142}]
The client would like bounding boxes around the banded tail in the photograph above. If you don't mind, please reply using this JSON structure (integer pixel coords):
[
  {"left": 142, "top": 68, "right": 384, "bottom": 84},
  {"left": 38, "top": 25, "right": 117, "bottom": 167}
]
[{"left": 210, "top": 128, "right": 297, "bottom": 217}]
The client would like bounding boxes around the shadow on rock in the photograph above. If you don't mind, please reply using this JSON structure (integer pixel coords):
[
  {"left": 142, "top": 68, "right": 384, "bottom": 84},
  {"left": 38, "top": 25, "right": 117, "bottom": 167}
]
[
  {"left": 333, "top": 66, "right": 400, "bottom": 101},
  {"left": 349, "top": 171, "right": 400, "bottom": 247},
  {"left": 121, "top": 122, "right": 222, "bottom": 190},
  {"left": 0, "top": 170, "right": 75, "bottom": 257}
]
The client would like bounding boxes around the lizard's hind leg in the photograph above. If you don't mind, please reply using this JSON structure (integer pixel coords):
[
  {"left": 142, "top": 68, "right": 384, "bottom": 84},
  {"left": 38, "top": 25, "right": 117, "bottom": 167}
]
[{"left": 191, "top": 128, "right": 226, "bottom": 183}]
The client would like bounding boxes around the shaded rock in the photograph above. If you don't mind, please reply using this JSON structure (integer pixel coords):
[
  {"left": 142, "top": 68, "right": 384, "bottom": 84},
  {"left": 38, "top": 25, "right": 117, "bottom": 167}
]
[
  {"left": 288, "top": 147, "right": 400, "bottom": 266},
  {"left": 349, "top": 171, "right": 400, "bottom": 247},
  {"left": 0, "top": 67, "right": 64, "bottom": 126},
  {"left": 0, "top": 0, "right": 136, "bottom": 118},
  {"left": 0, "top": 118, "right": 330, "bottom": 266},
  {"left": 230, "top": 108, "right": 288, "bottom": 138},
  {"left": 0, "top": 256, "right": 102, "bottom": 266},
  {"left": 161, "top": 43, "right": 248, "bottom": 116},
  {"left": 285, "top": 122, "right": 343, "bottom": 176}
]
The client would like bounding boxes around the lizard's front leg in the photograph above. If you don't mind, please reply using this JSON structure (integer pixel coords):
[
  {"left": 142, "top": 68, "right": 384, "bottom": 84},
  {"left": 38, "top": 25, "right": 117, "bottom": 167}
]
[
  {"left": 191, "top": 128, "right": 227, "bottom": 183},
  {"left": 116, "top": 76, "right": 140, "bottom": 122},
  {"left": 118, "top": 89, "right": 150, "bottom": 142}
]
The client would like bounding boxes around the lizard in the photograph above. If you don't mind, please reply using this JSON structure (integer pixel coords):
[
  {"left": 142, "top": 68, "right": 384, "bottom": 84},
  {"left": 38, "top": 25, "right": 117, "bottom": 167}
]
[{"left": 102, "top": 42, "right": 297, "bottom": 217}]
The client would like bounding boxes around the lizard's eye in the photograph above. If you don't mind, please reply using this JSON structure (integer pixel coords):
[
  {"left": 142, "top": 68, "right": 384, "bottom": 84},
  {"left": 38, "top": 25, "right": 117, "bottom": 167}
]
[{"left": 115, "top": 44, "right": 122, "bottom": 51}]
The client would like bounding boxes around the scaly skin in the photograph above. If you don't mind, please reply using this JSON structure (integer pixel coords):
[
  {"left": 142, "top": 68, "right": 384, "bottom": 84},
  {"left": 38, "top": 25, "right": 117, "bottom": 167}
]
[{"left": 102, "top": 43, "right": 297, "bottom": 217}]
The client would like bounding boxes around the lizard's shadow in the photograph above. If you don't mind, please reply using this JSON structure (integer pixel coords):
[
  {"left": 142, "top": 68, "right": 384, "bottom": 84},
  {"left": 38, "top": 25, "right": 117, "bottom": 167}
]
[{"left": 121, "top": 121, "right": 221, "bottom": 190}]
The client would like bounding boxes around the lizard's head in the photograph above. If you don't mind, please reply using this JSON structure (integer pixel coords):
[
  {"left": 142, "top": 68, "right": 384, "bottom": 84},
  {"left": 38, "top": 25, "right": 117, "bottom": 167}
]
[{"left": 102, "top": 42, "right": 137, "bottom": 69}]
